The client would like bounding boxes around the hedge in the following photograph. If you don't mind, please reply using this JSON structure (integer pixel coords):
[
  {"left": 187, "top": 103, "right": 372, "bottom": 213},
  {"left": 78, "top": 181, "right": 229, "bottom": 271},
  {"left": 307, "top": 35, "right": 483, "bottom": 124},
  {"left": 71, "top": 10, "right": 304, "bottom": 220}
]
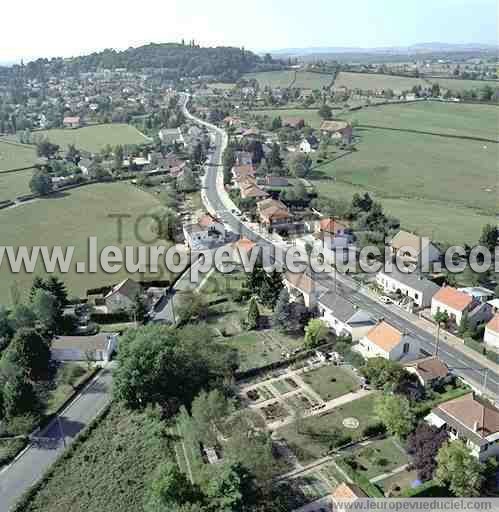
[{"left": 336, "top": 459, "right": 384, "bottom": 497}]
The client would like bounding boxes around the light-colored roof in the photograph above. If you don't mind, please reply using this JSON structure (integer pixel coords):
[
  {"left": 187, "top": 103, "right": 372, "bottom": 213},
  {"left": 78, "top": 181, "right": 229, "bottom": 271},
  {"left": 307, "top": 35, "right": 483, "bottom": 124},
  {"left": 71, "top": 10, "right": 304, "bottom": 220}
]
[
  {"left": 52, "top": 333, "right": 115, "bottom": 352},
  {"left": 365, "top": 321, "right": 403, "bottom": 352},
  {"left": 437, "top": 393, "right": 499, "bottom": 439},
  {"left": 331, "top": 482, "right": 368, "bottom": 500},
  {"left": 320, "top": 120, "right": 349, "bottom": 133},
  {"left": 486, "top": 313, "right": 499, "bottom": 334},
  {"left": 433, "top": 286, "right": 473, "bottom": 312},
  {"left": 390, "top": 230, "right": 433, "bottom": 255},
  {"left": 63, "top": 116, "right": 80, "bottom": 123},
  {"left": 379, "top": 267, "right": 440, "bottom": 296},
  {"left": 233, "top": 237, "right": 256, "bottom": 253},
  {"left": 104, "top": 278, "right": 141, "bottom": 300},
  {"left": 257, "top": 198, "right": 290, "bottom": 220},
  {"left": 198, "top": 213, "right": 221, "bottom": 227}
]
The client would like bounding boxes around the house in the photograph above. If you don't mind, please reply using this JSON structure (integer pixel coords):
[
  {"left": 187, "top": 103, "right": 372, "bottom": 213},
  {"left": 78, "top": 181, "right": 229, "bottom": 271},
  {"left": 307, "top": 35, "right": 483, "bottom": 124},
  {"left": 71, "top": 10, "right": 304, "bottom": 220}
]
[
  {"left": 320, "top": 120, "right": 353, "bottom": 144},
  {"left": 355, "top": 320, "right": 420, "bottom": 361},
  {"left": 283, "top": 117, "right": 305, "bottom": 129},
  {"left": 234, "top": 151, "right": 253, "bottom": 166},
  {"left": 257, "top": 198, "right": 291, "bottom": 228},
  {"left": 376, "top": 267, "right": 440, "bottom": 309},
  {"left": 51, "top": 333, "right": 118, "bottom": 362},
  {"left": 231, "top": 237, "right": 257, "bottom": 264},
  {"left": 158, "top": 127, "right": 183, "bottom": 145},
  {"left": 284, "top": 269, "right": 327, "bottom": 309},
  {"left": 183, "top": 213, "right": 226, "bottom": 250},
  {"left": 458, "top": 287, "right": 495, "bottom": 304},
  {"left": 431, "top": 285, "right": 492, "bottom": 328},
  {"left": 404, "top": 357, "right": 450, "bottom": 388},
  {"left": 331, "top": 482, "right": 368, "bottom": 509},
  {"left": 63, "top": 116, "right": 81, "bottom": 129},
  {"left": 425, "top": 393, "right": 499, "bottom": 462},
  {"left": 318, "top": 291, "right": 376, "bottom": 341},
  {"left": 484, "top": 314, "right": 499, "bottom": 350},
  {"left": 389, "top": 230, "right": 441, "bottom": 266},
  {"left": 317, "top": 218, "right": 350, "bottom": 237},
  {"left": 259, "top": 175, "right": 289, "bottom": 189},
  {"left": 239, "top": 181, "right": 268, "bottom": 199},
  {"left": 104, "top": 278, "right": 142, "bottom": 313},
  {"left": 232, "top": 164, "right": 256, "bottom": 186},
  {"left": 299, "top": 135, "right": 319, "bottom": 154}
]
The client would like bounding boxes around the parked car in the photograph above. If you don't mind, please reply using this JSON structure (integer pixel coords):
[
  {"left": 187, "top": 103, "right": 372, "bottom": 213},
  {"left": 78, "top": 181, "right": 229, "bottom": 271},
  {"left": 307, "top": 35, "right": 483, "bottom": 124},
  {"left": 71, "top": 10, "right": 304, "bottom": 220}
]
[{"left": 379, "top": 295, "right": 392, "bottom": 304}]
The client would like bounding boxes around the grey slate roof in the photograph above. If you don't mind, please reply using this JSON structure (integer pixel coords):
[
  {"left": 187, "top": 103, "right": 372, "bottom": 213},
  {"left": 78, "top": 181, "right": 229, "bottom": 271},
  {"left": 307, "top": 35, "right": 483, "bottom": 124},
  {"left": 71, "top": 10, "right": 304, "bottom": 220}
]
[
  {"left": 318, "top": 292, "right": 376, "bottom": 326},
  {"left": 379, "top": 267, "right": 440, "bottom": 296}
]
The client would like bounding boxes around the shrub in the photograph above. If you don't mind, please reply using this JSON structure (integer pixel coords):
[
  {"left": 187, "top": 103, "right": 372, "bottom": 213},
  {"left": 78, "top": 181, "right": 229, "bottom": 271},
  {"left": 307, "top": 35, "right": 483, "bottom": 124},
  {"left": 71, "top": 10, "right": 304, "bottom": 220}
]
[{"left": 362, "top": 422, "right": 387, "bottom": 438}]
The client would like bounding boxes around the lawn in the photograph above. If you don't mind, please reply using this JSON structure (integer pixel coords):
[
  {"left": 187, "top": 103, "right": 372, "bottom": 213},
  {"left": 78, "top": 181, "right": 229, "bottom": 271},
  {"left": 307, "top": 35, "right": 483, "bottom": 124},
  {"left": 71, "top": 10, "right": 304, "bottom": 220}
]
[
  {"left": 301, "top": 365, "right": 360, "bottom": 401},
  {"left": 378, "top": 468, "right": 419, "bottom": 496},
  {"left": 248, "top": 108, "right": 324, "bottom": 128},
  {"left": 292, "top": 71, "right": 335, "bottom": 90},
  {"left": 0, "top": 168, "right": 33, "bottom": 201},
  {"left": 342, "top": 101, "right": 499, "bottom": 141},
  {"left": 427, "top": 77, "right": 497, "bottom": 93},
  {"left": 36, "top": 124, "right": 151, "bottom": 153},
  {"left": 16, "top": 404, "right": 171, "bottom": 512},
  {"left": 339, "top": 437, "right": 409, "bottom": 480},
  {"left": 334, "top": 72, "right": 428, "bottom": 94},
  {"left": 0, "top": 140, "right": 38, "bottom": 172},
  {"left": 0, "top": 182, "right": 173, "bottom": 305},
  {"left": 0, "top": 438, "right": 28, "bottom": 467},
  {"left": 277, "top": 394, "right": 378, "bottom": 464}
]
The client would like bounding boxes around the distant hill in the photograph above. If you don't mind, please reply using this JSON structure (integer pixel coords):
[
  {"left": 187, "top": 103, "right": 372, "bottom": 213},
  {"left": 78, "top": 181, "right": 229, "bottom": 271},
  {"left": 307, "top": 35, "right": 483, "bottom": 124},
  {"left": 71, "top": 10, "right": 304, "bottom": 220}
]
[
  {"left": 269, "top": 42, "right": 498, "bottom": 59},
  {"left": 22, "top": 43, "right": 280, "bottom": 81}
]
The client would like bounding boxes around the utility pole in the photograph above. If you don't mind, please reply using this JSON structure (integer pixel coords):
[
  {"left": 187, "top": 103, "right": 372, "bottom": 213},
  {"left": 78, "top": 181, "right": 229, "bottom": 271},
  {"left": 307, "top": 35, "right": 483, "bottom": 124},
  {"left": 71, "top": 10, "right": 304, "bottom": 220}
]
[
  {"left": 57, "top": 416, "right": 66, "bottom": 448},
  {"left": 435, "top": 321, "right": 441, "bottom": 358}
]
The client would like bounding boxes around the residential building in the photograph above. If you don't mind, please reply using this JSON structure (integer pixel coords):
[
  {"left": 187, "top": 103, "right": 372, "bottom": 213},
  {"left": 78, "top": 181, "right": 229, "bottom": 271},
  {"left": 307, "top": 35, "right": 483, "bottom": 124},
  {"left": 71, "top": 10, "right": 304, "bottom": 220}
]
[
  {"left": 318, "top": 292, "right": 376, "bottom": 341},
  {"left": 257, "top": 198, "right": 290, "bottom": 228},
  {"left": 431, "top": 286, "right": 492, "bottom": 328},
  {"left": 284, "top": 269, "right": 327, "bottom": 309},
  {"left": 299, "top": 135, "right": 319, "bottom": 153},
  {"left": 404, "top": 357, "right": 450, "bottom": 388},
  {"left": 259, "top": 175, "right": 289, "bottom": 189},
  {"left": 231, "top": 237, "right": 257, "bottom": 264},
  {"left": 232, "top": 164, "right": 256, "bottom": 187},
  {"left": 376, "top": 267, "right": 440, "bottom": 309},
  {"left": 234, "top": 151, "right": 253, "bottom": 166},
  {"left": 484, "top": 314, "right": 499, "bottom": 350},
  {"left": 183, "top": 213, "right": 226, "bottom": 250},
  {"left": 63, "top": 116, "right": 81, "bottom": 128},
  {"left": 389, "top": 230, "right": 441, "bottom": 266},
  {"left": 158, "top": 127, "right": 183, "bottom": 145},
  {"left": 51, "top": 333, "right": 118, "bottom": 362},
  {"left": 239, "top": 181, "right": 268, "bottom": 199},
  {"left": 320, "top": 120, "right": 353, "bottom": 143},
  {"left": 104, "top": 278, "right": 142, "bottom": 313},
  {"left": 425, "top": 393, "right": 499, "bottom": 462},
  {"left": 458, "top": 287, "right": 495, "bottom": 304},
  {"left": 355, "top": 320, "right": 420, "bottom": 361},
  {"left": 283, "top": 118, "right": 305, "bottom": 129}
]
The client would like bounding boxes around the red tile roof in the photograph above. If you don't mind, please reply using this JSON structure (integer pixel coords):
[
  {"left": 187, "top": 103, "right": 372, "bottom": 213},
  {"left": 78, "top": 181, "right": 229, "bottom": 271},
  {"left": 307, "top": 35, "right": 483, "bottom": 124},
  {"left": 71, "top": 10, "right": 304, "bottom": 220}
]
[
  {"left": 433, "top": 286, "right": 473, "bottom": 312},
  {"left": 366, "top": 321, "right": 403, "bottom": 352}
]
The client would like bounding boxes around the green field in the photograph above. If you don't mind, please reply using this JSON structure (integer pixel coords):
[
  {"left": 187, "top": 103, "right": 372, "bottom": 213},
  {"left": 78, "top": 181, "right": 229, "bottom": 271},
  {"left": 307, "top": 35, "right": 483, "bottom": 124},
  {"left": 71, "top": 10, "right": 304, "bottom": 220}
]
[
  {"left": 17, "top": 404, "right": 170, "bottom": 512},
  {"left": 248, "top": 108, "right": 324, "bottom": 128},
  {"left": 302, "top": 365, "right": 360, "bottom": 401},
  {"left": 343, "top": 101, "right": 499, "bottom": 141},
  {"left": 0, "top": 140, "right": 38, "bottom": 172},
  {"left": 277, "top": 394, "right": 378, "bottom": 464},
  {"left": 334, "top": 72, "right": 427, "bottom": 93},
  {"left": 334, "top": 72, "right": 493, "bottom": 94},
  {"left": 243, "top": 70, "right": 334, "bottom": 90},
  {"left": 36, "top": 124, "right": 151, "bottom": 153},
  {"left": 0, "top": 182, "right": 173, "bottom": 305},
  {"left": 0, "top": 169, "right": 33, "bottom": 201}
]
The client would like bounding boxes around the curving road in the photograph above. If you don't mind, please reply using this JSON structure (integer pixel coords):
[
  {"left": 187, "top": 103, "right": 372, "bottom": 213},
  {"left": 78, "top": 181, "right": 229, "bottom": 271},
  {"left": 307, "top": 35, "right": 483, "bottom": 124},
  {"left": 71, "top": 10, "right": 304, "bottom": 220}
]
[{"left": 182, "top": 94, "right": 499, "bottom": 399}]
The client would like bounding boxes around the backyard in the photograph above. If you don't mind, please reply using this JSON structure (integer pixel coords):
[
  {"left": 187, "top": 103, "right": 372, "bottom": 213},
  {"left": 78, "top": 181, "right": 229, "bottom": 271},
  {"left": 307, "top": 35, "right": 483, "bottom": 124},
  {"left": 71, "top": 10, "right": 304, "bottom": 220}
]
[
  {"left": 277, "top": 393, "right": 378, "bottom": 464},
  {"left": 0, "top": 182, "right": 173, "bottom": 304},
  {"left": 301, "top": 365, "right": 360, "bottom": 401}
]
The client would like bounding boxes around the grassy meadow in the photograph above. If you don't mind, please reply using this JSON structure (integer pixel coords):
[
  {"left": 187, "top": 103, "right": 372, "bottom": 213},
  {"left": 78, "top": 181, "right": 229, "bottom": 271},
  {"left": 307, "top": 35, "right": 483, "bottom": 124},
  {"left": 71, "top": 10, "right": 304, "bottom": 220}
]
[
  {"left": 36, "top": 124, "right": 151, "bottom": 153},
  {"left": 343, "top": 101, "right": 499, "bottom": 141},
  {"left": 334, "top": 72, "right": 428, "bottom": 93},
  {"left": 0, "top": 140, "right": 38, "bottom": 172},
  {"left": 243, "top": 70, "right": 334, "bottom": 90},
  {"left": 0, "top": 182, "right": 173, "bottom": 304},
  {"left": 0, "top": 169, "right": 33, "bottom": 201}
]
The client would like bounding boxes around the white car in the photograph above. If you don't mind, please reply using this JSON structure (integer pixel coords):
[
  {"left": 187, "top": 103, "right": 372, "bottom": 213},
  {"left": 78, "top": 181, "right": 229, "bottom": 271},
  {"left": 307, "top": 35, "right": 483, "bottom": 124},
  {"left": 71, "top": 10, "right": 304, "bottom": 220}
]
[{"left": 379, "top": 295, "right": 392, "bottom": 304}]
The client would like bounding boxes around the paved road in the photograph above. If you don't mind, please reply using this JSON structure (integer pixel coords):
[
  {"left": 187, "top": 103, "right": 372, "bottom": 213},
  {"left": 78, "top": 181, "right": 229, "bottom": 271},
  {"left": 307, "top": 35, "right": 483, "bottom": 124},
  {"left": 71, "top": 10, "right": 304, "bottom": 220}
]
[
  {"left": 183, "top": 96, "right": 499, "bottom": 399},
  {"left": 0, "top": 367, "right": 113, "bottom": 511}
]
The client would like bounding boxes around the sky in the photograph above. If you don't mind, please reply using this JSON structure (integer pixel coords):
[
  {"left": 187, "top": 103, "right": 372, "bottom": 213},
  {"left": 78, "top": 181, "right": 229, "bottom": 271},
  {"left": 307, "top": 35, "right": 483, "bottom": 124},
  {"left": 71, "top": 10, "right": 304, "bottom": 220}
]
[{"left": 2, "top": 0, "right": 497, "bottom": 62}]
